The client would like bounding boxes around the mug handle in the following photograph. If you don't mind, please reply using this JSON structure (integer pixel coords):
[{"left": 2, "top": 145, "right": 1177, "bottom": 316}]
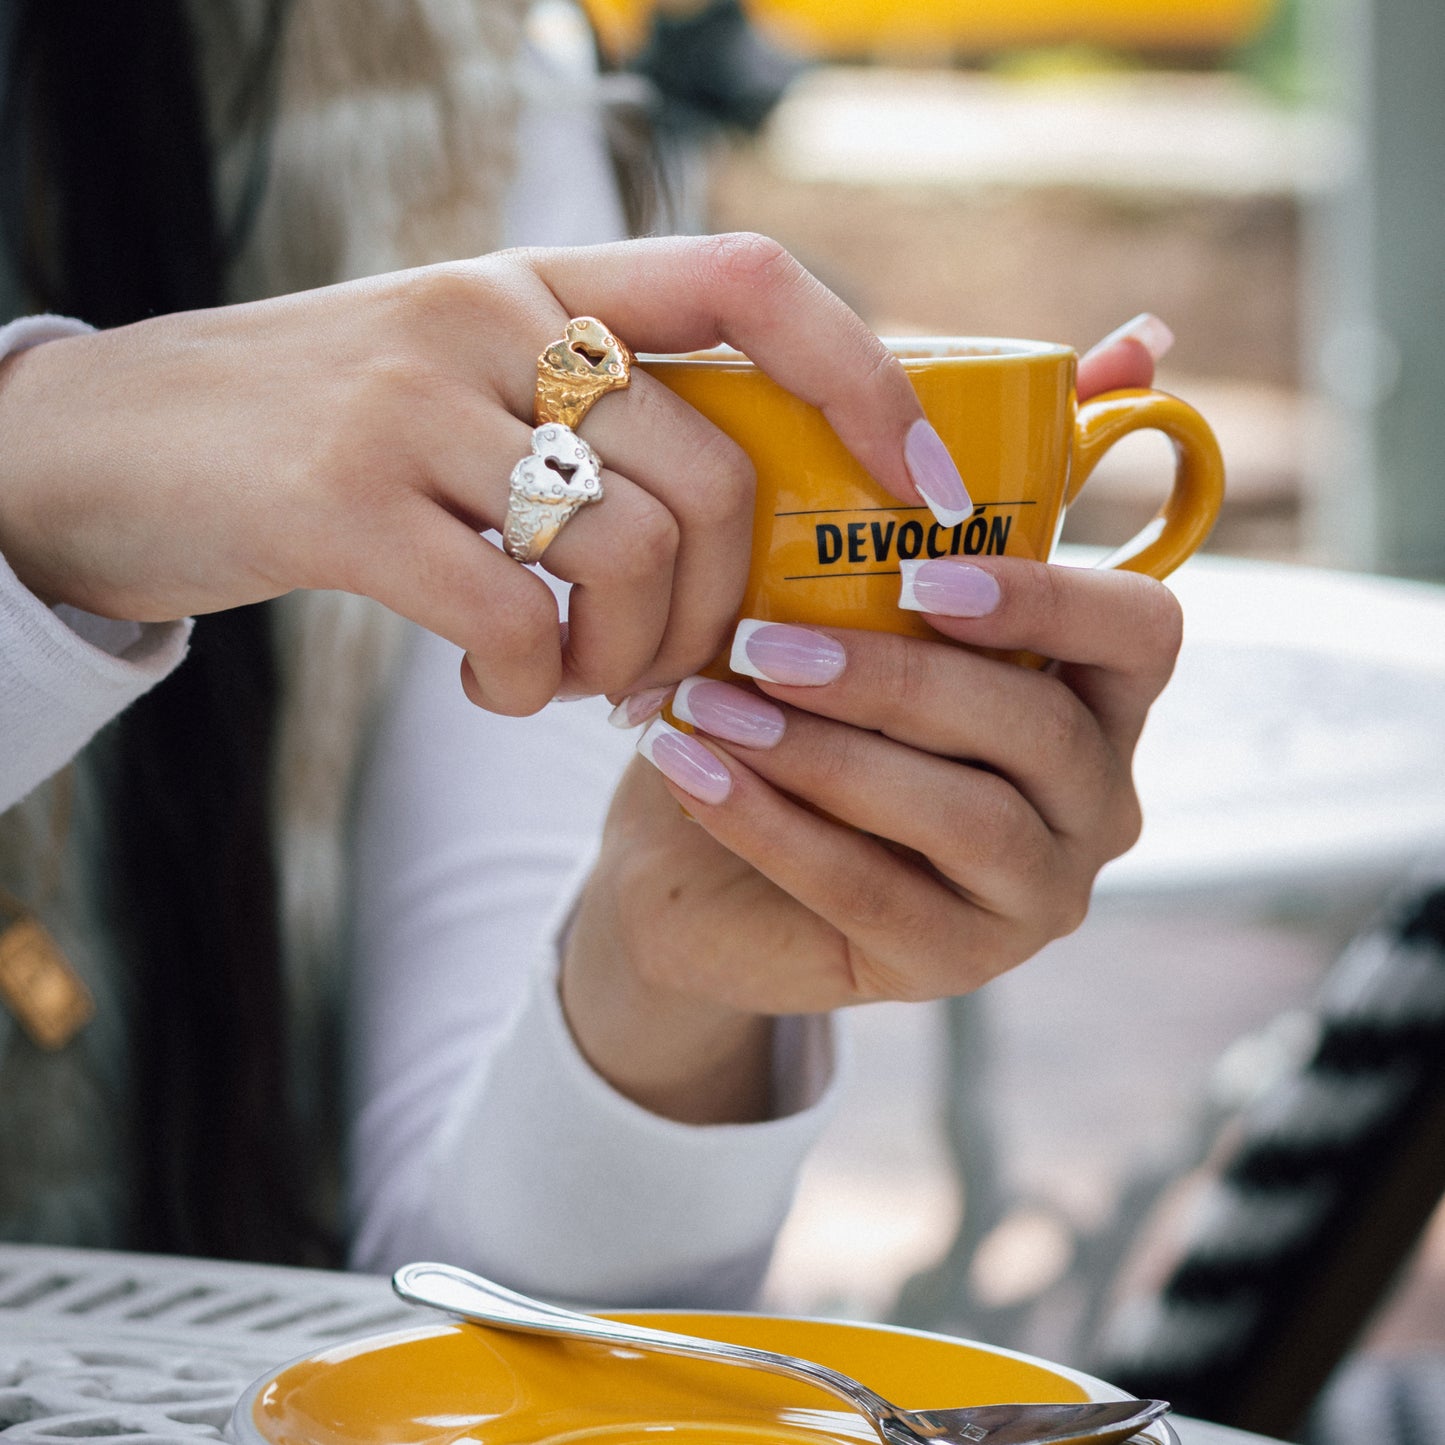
[{"left": 1067, "top": 387, "right": 1225, "bottom": 581}]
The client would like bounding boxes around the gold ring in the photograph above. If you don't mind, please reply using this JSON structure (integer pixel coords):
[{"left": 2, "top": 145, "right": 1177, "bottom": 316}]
[
  {"left": 502, "top": 423, "right": 605, "bottom": 564},
  {"left": 535, "top": 316, "right": 634, "bottom": 430}
]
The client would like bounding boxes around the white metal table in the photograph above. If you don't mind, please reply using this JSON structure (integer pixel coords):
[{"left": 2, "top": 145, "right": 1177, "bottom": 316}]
[
  {"left": 0, "top": 1244, "right": 1272, "bottom": 1445},
  {"left": 1097, "top": 552, "right": 1445, "bottom": 912}
]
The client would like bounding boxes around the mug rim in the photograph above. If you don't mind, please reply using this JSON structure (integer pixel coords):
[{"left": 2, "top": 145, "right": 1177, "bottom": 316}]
[{"left": 639, "top": 337, "right": 1075, "bottom": 367}]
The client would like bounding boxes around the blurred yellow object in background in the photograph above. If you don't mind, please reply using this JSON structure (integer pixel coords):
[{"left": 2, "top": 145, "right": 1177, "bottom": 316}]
[{"left": 584, "top": 0, "right": 1277, "bottom": 62}]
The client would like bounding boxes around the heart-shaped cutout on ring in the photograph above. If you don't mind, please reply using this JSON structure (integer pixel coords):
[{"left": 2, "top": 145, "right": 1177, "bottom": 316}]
[
  {"left": 509, "top": 423, "right": 604, "bottom": 506},
  {"left": 542, "top": 317, "right": 630, "bottom": 384}
]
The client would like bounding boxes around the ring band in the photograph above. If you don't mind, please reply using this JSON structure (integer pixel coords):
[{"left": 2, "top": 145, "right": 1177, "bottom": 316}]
[
  {"left": 535, "top": 316, "right": 634, "bottom": 429},
  {"left": 502, "top": 422, "right": 604, "bottom": 564}
]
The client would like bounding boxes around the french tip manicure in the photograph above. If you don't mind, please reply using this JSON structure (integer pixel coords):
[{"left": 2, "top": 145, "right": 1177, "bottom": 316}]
[
  {"left": 1090, "top": 312, "right": 1175, "bottom": 363},
  {"left": 923, "top": 499, "right": 974, "bottom": 530},
  {"left": 607, "top": 685, "right": 672, "bottom": 729},
  {"left": 730, "top": 618, "right": 846, "bottom": 686},
  {"left": 672, "top": 674, "right": 786, "bottom": 749},
  {"left": 904, "top": 418, "right": 973, "bottom": 528},
  {"left": 898, "top": 558, "right": 1002, "bottom": 617},
  {"left": 636, "top": 718, "right": 732, "bottom": 805},
  {"left": 897, "top": 560, "right": 927, "bottom": 613}
]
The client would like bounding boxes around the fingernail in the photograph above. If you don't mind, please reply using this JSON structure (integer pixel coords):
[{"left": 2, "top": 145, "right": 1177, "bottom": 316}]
[
  {"left": 636, "top": 719, "right": 732, "bottom": 804},
  {"left": 608, "top": 686, "right": 672, "bottom": 728},
  {"left": 904, "top": 418, "right": 973, "bottom": 528},
  {"left": 898, "top": 559, "right": 1001, "bottom": 617},
  {"left": 730, "top": 619, "right": 846, "bottom": 686},
  {"left": 672, "top": 675, "right": 785, "bottom": 749},
  {"left": 1085, "top": 312, "right": 1175, "bottom": 364}
]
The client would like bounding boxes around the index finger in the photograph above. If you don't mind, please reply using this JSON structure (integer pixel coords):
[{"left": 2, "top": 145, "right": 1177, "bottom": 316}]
[{"left": 522, "top": 234, "right": 970, "bottom": 523}]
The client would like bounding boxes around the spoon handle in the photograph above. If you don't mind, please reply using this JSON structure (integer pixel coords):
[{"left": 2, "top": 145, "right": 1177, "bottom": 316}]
[{"left": 392, "top": 1261, "right": 892, "bottom": 1421}]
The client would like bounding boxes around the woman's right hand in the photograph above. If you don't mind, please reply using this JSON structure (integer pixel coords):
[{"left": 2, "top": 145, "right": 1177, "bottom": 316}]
[{"left": 0, "top": 235, "right": 947, "bottom": 715}]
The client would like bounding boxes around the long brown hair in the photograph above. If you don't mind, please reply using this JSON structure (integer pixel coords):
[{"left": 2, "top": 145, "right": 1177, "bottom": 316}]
[{"left": 1, "top": 0, "right": 336, "bottom": 1264}]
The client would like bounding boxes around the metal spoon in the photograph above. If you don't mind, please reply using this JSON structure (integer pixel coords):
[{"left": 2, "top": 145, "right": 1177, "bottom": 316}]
[{"left": 392, "top": 1262, "right": 1171, "bottom": 1445}]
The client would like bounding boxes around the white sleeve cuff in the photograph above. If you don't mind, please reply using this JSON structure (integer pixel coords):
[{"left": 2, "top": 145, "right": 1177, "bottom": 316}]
[
  {"left": 0, "top": 313, "right": 95, "bottom": 353},
  {"left": 0, "top": 549, "right": 192, "bottom": 811},
  {"left": 0, "top": 312, "right": 193, "bottom": 808},
  {"left": 414, "top": 952, "right": 843, "bottom": 1309}
]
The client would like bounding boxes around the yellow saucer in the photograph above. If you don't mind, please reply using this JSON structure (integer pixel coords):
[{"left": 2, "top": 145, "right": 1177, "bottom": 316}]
[{"left": 233, "top": 1311, "right": 1171, "bottom": 1445}]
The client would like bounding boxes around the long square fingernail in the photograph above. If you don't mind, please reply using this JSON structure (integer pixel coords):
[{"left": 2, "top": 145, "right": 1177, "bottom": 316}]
[
  {"left": 673, "top": 675, "right": 785, "bottom": 748},
  {"left": 729, "top": 619, "right": 846, "bottom": 686},
  {"left": 898, "top": 559, "right": 1001, "bottom": 617},
  {"left": 636, "top": 719, "right": 732, "bottom": 804},
  {"left": 1085, "top": 312, "right": 1175, "bottom": 363},
  {"left": 904, "top": 418, "right": 972, "bottom": 528}
]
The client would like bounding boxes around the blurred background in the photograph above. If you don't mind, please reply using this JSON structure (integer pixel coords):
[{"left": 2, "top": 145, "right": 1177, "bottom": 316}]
[{"left": 570, "top": 0, "right": 1445, "bottom": 1439}]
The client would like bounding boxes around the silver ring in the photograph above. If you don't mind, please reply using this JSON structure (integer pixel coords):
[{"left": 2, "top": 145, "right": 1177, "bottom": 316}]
[{"left": 502, "top": 422, "right": 605, "bottom": 564}]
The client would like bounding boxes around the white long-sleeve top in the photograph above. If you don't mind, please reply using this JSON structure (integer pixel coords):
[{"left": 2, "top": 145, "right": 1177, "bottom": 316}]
[
  {"left": 0, "top": 442, "right": 839, "bottom": 1307},
  {"left": 0, "top": 24, "right": 840, "bottom": 1297}
]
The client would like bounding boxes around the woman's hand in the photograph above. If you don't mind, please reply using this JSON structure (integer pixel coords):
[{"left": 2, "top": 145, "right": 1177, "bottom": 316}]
[
  {"left": 560, "top": 312, "right": 1181, "bottom": 1123},
  {"left": 564, "top": 555, "right": 1183, "bottom": 1123},
  {"left": 0, "top": 235, "right": 942, "bottom": 714}
]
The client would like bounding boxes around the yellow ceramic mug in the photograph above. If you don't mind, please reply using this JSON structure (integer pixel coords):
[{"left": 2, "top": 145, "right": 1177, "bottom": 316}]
[{"left": 642, "top": 337, "right": 1224, "bottom": 672}]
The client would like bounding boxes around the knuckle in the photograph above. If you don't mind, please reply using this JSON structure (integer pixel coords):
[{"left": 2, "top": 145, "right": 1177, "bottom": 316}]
[
  {"left": 804, "top": 722, "right": 866, "bottom": 795},
  {"left": 939, "top": 779, "right": 1058, "bottom": 908},
  {"left": 405, "top": 264, "right": 485, "bottom": 328},
  {"left": 1127, "top": 573, "right": 1185, "bottom": 671},
  {"left": 699, "top": 231, "right": 798, "bottom": 298},
  {"left": 611, "top": 495, "right": 680, "bottom": 583},
  {"left": 947, "top": 772, "right": 1028, "bottom": 864},
  {"left": 462, "top": 647, "right": 555, "bottom": 718},
  {"left": 1008, "top": 819, "right": 1057, "bottom": 901},
  {"left": 686, "top": 428, "right": 756, "bottom": 529},
  {"left": 1046, "top": 872, "right": 1094, "bottom": 940},
  {"left": 867, "top": 638, "right": 936, "bottom": 725},
  {"left": 484, "top": 244, "right": 544, "bottom": 276},
  {"left": 482, "top": 590, "right": 559, "bottom": 672},
  {"left": 836, "top": 928, "right": 914, "bottom": 1003},
  {"left": 464, "top": 670, "right": 553, "bottom": 717},
  {"left": 830, "top": 864, "right": 901, "bottom": 939},
  {"left": 1101, "top": 787, "right": 1144, "bottom": 860},
  {"left": 1033, "top": 677, "right": 1092, "bottom": 758},
  {"left": 1034, "top": 557, "right": 1073, "bottom": 625},
  {"left": 855, "top": 338, "right": 906, "bottom": 400}
]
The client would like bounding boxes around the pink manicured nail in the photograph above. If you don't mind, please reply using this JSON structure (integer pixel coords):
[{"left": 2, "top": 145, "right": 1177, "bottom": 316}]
[
  {"left": 1085, "top": 312, "right": 1175, "bottom": 363},
  {"left": 672, "top": 676, "right": 785, "bottom": 749},
  {"left": 608, "top": 686, "right": 672, "bottom": 728},
  {"left": 729, "top": 620, "right": 846, "bottom": 686},
  {"left": 898, "top": 559, "right": 1001, "bottom": 617},
  {"left": 904, "top": 418, "right": 973, "bottom": 528},
  {"left": 636, "top": 719, "right": 732, "bottom": 804}
]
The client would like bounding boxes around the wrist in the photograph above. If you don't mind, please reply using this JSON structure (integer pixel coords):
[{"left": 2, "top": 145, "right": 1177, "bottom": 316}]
[
  {"left": 561, "top": 872, "right": 775, "bottom": 1126},
  {"left": 0, "top": 318, "right": 94, "bottom": 609}
]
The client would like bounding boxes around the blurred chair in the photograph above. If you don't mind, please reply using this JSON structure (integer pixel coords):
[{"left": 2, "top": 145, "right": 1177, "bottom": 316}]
[
  {"left": 1078, "top": 873, "right": 1445, "bottom": 1439},
  {"left": 899, "top": 871, "right": 1445, "bottom": 1441}
]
